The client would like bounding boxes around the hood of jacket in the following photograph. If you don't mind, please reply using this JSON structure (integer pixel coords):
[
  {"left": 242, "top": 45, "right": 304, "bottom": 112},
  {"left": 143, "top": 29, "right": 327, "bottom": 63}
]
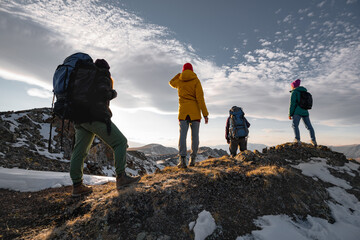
[
  {"left": 179, "top": 70, "right": 197, "bottom": 82},
  {"left": 291, "top": 86, "right": 307, "bottom": 93}
]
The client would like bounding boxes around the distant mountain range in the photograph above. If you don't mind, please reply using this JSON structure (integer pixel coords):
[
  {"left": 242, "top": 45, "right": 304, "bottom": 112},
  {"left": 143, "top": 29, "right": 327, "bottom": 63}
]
[
  {"left": 128, "top": 143, "right": 178, "bottom": 156},
  {"left": 330, "top": 144, "right": 360, "bottom": 160}
]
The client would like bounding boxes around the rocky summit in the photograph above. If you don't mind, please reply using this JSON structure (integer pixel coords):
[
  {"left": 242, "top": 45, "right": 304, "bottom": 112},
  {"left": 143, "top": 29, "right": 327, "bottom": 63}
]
[
  {"left": 1, "top": 108, "right": 360, "bottom": 239},
  {"left": 1, "top": 138, "right": 359, "bottom": 239}
]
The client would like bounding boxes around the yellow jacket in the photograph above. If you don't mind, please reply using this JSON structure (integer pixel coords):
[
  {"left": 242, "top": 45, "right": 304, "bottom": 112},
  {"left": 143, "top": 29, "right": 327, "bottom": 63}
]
[{"left": 169, "top": 70, "right": 209, "bottom": 120}]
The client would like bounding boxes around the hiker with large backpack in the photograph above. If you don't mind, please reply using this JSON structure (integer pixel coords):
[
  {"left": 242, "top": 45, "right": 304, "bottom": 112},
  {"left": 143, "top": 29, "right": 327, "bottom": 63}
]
[
  {"left": 289, "top": 79, "right": 317, "bottom": 146},
  {"left": 225, "top": 106, "right": 251, "bottom": 157},
  {"left": 169, "top": 63, "right": 209, "bottom": 168},
  {"left": 51, "top": 53, "right": 140, "bottom": 197}
]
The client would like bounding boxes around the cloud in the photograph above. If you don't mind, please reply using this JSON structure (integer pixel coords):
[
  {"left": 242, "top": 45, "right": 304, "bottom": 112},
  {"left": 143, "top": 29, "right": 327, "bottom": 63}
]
[
  {"left": 262, "top": 128, "right": 286, "bottom": 133},
  {"left": 27, "top": 88, "right": 52, "bottom": 99},
  {"left": 0, "top": 68, "right": 52, "bottom": 90},
  {"left": 0, "top": 0, "right": 360, "bottom": 129},
  {"left": 317, "top": 1, "right": 327, "bottom": 8},
  {"left": 259, "top": 39, "right": 271, "bottom": 47},
  {"left": 0, "top": 0, "right": 196, "bottom": 113},
  {"left": 346, "top": 0, "right": 357, "bottom": 4},
  {"left": 283, "top": 14, "right": 292, "bottom": 23}
]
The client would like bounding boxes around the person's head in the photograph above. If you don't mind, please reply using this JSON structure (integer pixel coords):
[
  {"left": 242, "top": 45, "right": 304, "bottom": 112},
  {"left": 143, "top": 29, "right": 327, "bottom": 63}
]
[
  {"left": 291, "top": 79, "right": 301, "bottom": 89},
  {"left": 182, "top": 63, "right": 193, "bottom": 72},
  {"left": 95, "top": 59, "right": 110, "bottom": 70}
]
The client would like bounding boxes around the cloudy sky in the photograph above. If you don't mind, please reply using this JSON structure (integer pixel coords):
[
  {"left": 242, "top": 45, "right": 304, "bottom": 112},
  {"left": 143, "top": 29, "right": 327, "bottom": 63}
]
[{"left": 0, "top": 0, "right": 359, "bottom": 147}]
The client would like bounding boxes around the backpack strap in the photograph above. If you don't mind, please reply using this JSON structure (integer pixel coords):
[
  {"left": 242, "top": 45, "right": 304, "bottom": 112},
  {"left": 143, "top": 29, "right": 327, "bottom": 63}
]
[
  {"left": 243, "top": 116, "right": 249, "bottom": 138},
  {"left": 106, "top": 118, "right": 112, "bottom": 135}
]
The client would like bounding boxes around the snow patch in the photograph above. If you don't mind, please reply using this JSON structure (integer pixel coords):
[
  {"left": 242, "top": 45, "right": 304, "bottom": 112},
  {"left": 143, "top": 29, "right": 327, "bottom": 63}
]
[
  {"left": 34, "top": 145, "right": 65, "bottom": 161},
  {"left": 1, "top": 113, "right": 26, "bottom": 132},
  {"left": 291, "top": 157, "right": 352, "bottom": 189},
  {"left": 0, "top": 167, "right": 115, "bottom": 192},
  {"left": 11, "top": 138, "right": 29, "bottom": 148},
  {"left": 102, "top": 166, "right": 115, "bottom": 177},
  {"left": 189, "top": 210, "right": 217, "bottom": 240},
  {"left": 126, "top": 167, "right": 139, "bottom": 176}
]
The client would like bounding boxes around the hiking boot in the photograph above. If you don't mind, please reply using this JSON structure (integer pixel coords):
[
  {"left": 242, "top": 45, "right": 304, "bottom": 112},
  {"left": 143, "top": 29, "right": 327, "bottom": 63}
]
[
  {"left": 294, "top": 139, "right": 301, "bottom": 145},
  {"left": 116, "top": 172, "right": 141, "bottom": 189},
  {"left": 311, "top": 140, "right": 317, "bottom": 147},
  {"left": 72, "top": 183, "right": 93, "bottom": 197},
  {"left": 177, "top": 156, "right": 187, "bottom": 168},
  {"left": 188, "top": 157, "right": 196, "bottom": 167}
]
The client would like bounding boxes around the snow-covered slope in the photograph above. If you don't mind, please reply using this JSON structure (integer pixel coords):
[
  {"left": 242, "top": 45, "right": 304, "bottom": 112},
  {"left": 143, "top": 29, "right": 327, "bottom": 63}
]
[
  {"left": 330, "top": 144, "right": 360, "bottom": 160},
  {"left": 0, "top": 108, "right": 227, "bottom": 178}
]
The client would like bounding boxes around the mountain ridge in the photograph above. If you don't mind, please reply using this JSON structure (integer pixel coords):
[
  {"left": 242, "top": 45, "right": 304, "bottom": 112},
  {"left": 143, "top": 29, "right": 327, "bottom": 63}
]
[{"left": 0, "top": 108, "right": 227, "bottom": 177}]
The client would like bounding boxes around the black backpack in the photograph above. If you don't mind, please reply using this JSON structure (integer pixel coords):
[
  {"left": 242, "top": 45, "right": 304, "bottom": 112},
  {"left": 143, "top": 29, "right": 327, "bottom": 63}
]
[
  {"left": 49, "top": 53, "right": 113, "bottom": 151},
  {"left": 298, "top": 91, "right": 313, "bottom": 110}
]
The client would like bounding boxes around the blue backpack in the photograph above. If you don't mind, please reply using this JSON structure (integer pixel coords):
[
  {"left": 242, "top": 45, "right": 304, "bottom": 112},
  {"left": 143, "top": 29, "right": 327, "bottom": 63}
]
[
  {"left": 53, "top": 52, "right": 93, "bottom": 95},
  {"left": 229, "top": 106, "right": 249, "bottom": 138}
]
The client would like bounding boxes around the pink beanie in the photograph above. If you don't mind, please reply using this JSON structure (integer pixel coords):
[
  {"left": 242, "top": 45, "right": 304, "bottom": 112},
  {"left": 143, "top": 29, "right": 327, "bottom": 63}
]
[{"left": 291, "top": 79, "right": 301, "bottom": 88}]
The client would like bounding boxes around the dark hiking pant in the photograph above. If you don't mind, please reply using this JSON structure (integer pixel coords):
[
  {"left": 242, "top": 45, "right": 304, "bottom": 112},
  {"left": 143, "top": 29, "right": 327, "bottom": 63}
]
[{"left": 229, "top": 137, "right": 247, "bottom": 157}]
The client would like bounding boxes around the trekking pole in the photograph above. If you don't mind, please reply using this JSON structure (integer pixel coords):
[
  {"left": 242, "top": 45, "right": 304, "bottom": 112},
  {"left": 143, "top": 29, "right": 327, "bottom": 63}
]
[{"left": 48, "top": 94, "right": 55, "bottom": 152}]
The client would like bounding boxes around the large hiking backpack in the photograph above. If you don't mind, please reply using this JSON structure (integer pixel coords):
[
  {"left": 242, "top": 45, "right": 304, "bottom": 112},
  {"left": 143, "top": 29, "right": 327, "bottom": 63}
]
[
  {"left": 229, "top": 106, "right": 249, "bottom": 138},
  {"left": 298, "top": 91, "right": 313, "bottom": 110},
  {"left": 52, "top": 52, "right": 93, "bottom": 120},
  {"left": 49, "top": 52, "right": 113, "bottom": 151}
]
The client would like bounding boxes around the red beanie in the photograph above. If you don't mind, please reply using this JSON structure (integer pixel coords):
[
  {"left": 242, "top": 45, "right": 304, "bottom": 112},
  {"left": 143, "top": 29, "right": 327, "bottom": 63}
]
[{"left": 182, "top": 63, "right": 193, "bottom": 72}]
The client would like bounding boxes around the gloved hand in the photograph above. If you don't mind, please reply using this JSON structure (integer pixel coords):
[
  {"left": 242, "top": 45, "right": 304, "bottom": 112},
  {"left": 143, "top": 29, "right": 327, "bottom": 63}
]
[{"left": 111, "top": 90, "right": 117, "bottom": 100}]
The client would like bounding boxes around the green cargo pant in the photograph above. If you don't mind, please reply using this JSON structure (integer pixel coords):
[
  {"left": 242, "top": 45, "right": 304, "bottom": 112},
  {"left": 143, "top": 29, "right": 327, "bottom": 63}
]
[{"left": 70, "top": 121, "right": 127, "bottom": 185}]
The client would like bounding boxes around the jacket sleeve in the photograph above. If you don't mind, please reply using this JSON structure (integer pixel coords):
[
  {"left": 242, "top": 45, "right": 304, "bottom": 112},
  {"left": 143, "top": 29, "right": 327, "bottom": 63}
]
[
  {"left": 289, "top": 91, "right": 298, "bottom": 116},
  {"left": 225, "top": 117, "right": 230, "bottom": 140},
  {"left": 169, "top": 73, "right": 180, "bottom": 89},
  {"left": 195, "top": 80, "right": 209, "bottom": 117}
]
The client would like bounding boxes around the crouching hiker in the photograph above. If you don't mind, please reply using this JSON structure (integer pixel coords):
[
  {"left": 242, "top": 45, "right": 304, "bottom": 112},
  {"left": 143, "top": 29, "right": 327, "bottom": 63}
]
[
  {"left": 51, "top": 55, "right": 140, "bottom": 197},
  {"left": 169, "top": 63, "right": 209, "bottom": 168},
  {"left": 225, "top": 106, "right": 250, "bottom": 157}
]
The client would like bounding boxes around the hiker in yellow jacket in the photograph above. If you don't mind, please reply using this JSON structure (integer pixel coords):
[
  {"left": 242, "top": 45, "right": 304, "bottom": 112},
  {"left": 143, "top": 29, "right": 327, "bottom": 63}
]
[{"left": 169, "top": 63, "right": 209, "bottom": 168}]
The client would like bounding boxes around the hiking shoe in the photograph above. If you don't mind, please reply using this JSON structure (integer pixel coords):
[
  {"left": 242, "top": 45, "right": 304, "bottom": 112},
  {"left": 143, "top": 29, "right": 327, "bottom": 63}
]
[
  {"left": 116, "top": 173, "right": 141, "bottom": 189},
  {"left": 72, "top": 183, "right": 93, "bottom": 197},
  {"left": 294, "top": 139, "right": 301, "bottom": 145},
  {"left": 177, "top": 156, "right": 187, "bottom": 168},
  {"left": 311, "top": 140, "right": 317, "bottom": 147},
  {"left": 188, "top": 157, "right": 196, "bottom": 167}
]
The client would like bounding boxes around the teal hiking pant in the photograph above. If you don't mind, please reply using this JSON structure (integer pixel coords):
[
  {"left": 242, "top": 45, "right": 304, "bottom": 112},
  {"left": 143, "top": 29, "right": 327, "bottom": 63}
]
[{"left": 70, "top": 121, "right": 127, "bottom": 185}]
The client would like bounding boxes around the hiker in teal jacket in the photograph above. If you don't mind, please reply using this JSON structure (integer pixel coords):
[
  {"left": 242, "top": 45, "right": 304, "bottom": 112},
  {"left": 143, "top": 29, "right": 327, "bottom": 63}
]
[{"left": 289, "top": 79, "right": 317, "bottom": 146}]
